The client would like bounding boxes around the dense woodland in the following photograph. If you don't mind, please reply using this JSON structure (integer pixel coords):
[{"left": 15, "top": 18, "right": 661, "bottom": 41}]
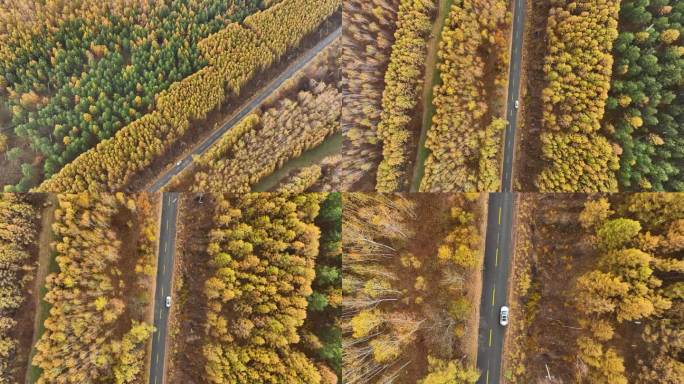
[
  {"left": 574, "top": 195, "right": 684, "bottom": 382},
  {"left": 339, "top": 0, "right": 399, "bottom": 191},
  {"left": 201, "top": 192, "right": 339, "bottom": 383},
  {"left": 301, "top": 193, "right": 343, "bottom": 382},
  {"left": 533, "top": 0, "right": 683, "bottom": 192},
  {"left": 32, "top": 193, "right": 157, "bottom": 383},
  {"left": 504, "top": 193, "right": 684, "bottom": 383},
  {"left": 0, "top": 194, "right": 39, "bottom": 383},
  {"left": 18, "top": 0, "right": 340, "bottom": 193},
  {"left": 374, "top": 0, "right": 434, "bottom": 192},
  {"left": 606, "top": 1, "right": 684, "bottom": 191},
  {"left": 420, "top": 0, "right": 509, "bottom": 192},
  {"left": 341, "top": 0, "right": 682, "bottom": 193},
  {"left": 343, "top": 193, "right": 481, "bottom": 383},
  {"left": 0, "top": 0, "right": 264, "bottom": 191},
  {"left": 535, "top": 0, "right": 621, "bottom": 192},
  {"left": 181, "top": 42, "right": 342, "bottom": 194}
]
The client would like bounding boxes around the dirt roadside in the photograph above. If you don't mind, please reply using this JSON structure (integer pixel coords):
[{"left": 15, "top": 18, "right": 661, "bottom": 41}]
[
  {"left": 165, "top": 194, "right": 214, "bottom": 383},
  {"left": 464, "top": 193, "right": 489, "bottom": 364},
  {"left": 512, "top": 0, "right": 551, "bottom": 191}
]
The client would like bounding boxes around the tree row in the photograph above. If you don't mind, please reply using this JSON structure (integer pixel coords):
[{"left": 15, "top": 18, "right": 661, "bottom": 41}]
[
  {"left": 32, "top": 193, "right": 156, "bottom": 383},
  {"left": 420, "top": 0, "right": 510, "bottom": 192},
  {"left": 38, "top": 0, "right": 341, "bottom": 193},
  {"left": 339, "top": 0, "right": 399, "bottom": 191},
  {"left": 190, "top": 81, "right": 341, "bottom": 193},
  {"left": 0, "top": 194, "right": 37, "bottom": 383},
  {"left": 374, "top": 0, "right": 434, "bottom": 192}
]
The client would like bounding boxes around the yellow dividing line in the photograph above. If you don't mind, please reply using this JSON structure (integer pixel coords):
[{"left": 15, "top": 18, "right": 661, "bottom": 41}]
[
  {"left": 489, "top": 329, "right": 493, "bottom": 346},
  {"left": 486, "top": 369, "right": 490, "bottom": 384},
  {"left": 492, "top": 286, "right": 496, "bottom": 306},
  {"left": 498, "top": 207, "right": 502, "bottom": 224},
  {"left": 495, "top": 247, "right": 499, "bottom": 266}
]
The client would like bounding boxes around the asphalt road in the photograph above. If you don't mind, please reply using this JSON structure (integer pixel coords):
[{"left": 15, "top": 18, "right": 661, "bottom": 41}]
[
  {"left": 149, "top": 193, "right": 179, "bottom": 384},
  {"left": 501, "top": 0, "right": 525, "bottom": 193},
  {"left": 476, "top": 0, "right": 525, "bottom": 382},
  {"left": 144, "top": 26, "right": 341, "bottom": 384},
  {"left": 147, "top": 26, "right": 342, "bottom": 193},
  {"left": 476, "top": 193, "right": 515, "bottom": 384}
]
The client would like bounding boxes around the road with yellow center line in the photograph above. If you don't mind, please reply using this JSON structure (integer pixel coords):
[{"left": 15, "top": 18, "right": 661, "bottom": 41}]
[
  {"left": 476, "top": 193, "right": 515, "bottom": 384},
  {"left": 474, "top": 0, "right": 526, "bottom": 381}
]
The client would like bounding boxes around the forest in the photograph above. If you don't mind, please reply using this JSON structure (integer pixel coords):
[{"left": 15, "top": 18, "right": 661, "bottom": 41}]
[
  {"left": 341, "top": 0, "right": 511, "bottom": 193},
  {"left": 606, "top": 1, "right": 684, "bottom": 191},
  {"left": 167, "top": 40, "right": 342, "bottom": 194},
  {"left": 343, "top": 193, "right": 482, "bottom": 383},
  {"left": 167, "top": 192, "right": 341, "bottom": 383},
  {"left": 504, "top": 193, "right": 684, "bottom": 383},
  {"left": 521, "top": 0, "right": 683, "bottom": 192},
  {"left": 339, "top": 0, "right": 399, "bottom": 191},
  {"left": 0, "top": 194, "right": 40, "bottom": 383},
  {"left": 0, "top": 0, "right": 262, "bottom": 191},
  {"left": 342, "top": 0, "right": 682, "bottom": 193},
  {"left": 0, "top": 0, "right": 341, "bottom": 193},
  {"left": 420, "top": 0, "right": 510, "bottom": 192},
  {"left": 533, "top": 0, "right": 621, "bottom": 192},
  {"left": 373, "top": 0, "right": 434, "bottom": 192},
  {"left": 31, "top": 193, "right": 157, "bottom": 383}
]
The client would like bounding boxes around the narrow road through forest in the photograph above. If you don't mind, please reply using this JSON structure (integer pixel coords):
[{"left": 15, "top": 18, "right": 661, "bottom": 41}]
[
  {"left": 476, "top": 0, "right": 526, "bottom": 382},
  {"left": 500, "top": 0, "right": 525, "bottom": 194},
  {"left": 148, "top": 27, "right": 342, "bottom": 193},
  {"left": 145, "top": 24, "right": 341, "bottom": 384},
  {"left": 476, "top": 192, "right": 515, "bottom": 384},
  {"left": 148, "top": 193, "right": 179, "bottom": 384}
]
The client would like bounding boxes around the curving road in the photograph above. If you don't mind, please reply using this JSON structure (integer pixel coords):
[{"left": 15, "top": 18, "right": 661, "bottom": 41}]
[
  {"left": 149, "top": 193, "right": 179, "bottom": 384},
  {"left": 147, "top": 27, "right": 342, "bottom": 193},
  {"left": 476, "top": 0, "right": 525, "bottom": 382}
]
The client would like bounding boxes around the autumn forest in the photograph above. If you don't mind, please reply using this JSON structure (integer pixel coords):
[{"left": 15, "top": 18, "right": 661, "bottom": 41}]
[{"left": 0, "top": 0, "right": 683, "bottom": 383}]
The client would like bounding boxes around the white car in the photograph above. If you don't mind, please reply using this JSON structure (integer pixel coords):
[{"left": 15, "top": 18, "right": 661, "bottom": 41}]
[
  {"left": 165, "top": 296, "right": 172, "bottom": 308},
  {"left": 514, "top": 100, "right": 520, "bottom": 109},
  {"left": 500, "top": 306, "right": 509, "bottom": 326},
  {"left": 176, "top": 160, "right": 182, "bottom": 167}
]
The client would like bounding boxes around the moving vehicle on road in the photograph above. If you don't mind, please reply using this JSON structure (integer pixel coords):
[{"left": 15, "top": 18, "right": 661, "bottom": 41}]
[
  {"left": 514, "top": 100, "right": 519, "bottom": 109},
  {"left": 165, "top": 296, "right": 172, "bottom": 308},
  {"left": 500, "top": 306, "right": 509, "bottom": 326}
]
